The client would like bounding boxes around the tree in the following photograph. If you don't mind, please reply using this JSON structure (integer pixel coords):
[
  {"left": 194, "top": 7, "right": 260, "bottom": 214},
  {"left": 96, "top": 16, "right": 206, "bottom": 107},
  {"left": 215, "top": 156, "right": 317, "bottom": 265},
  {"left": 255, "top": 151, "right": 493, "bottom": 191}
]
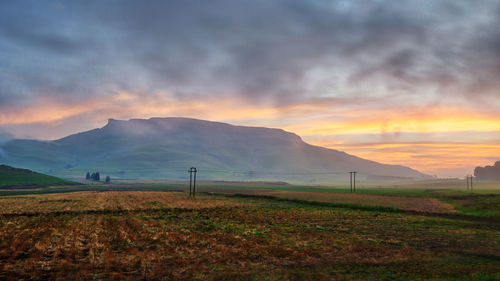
[
  {"left": 105, "top": 176, "right": 110, "bottom": 183},
  {"left": 474, "top": 161, "right": 500, "bottom": 181},
  {"left": 95, "top": 172, "right": 100, "bottom": 181},
  {"left": 86, "top": 172, "right": 90, "bottom": 180}
]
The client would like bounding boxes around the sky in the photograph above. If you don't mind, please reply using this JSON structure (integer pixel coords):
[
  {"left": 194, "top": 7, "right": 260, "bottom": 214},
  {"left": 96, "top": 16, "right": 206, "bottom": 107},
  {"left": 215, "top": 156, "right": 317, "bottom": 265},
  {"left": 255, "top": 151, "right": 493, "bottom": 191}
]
[{"left": 0, "top": 0, "right": 499, "bottom": 177}]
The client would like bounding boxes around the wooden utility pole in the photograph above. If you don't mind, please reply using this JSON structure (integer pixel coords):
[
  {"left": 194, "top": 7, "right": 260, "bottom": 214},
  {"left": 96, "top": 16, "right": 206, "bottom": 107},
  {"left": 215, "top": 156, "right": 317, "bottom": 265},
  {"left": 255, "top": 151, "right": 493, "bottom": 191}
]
[
  {"left": 350, "top": 172, "right": 352, "bottom": 192},
  {"left": 193, "top": 167, "right": 197, "bottom": 197},
  {"left": 189, "top": 168, "right": 193, "bottom": 196},
  {"left": 353, "top": 171, "right": 356, "bottom": 192},
  {"left": 188, "top": 167, "right": 197, "bottom": 197},
  {"left": 466, "top": 175, "right": 473, "bottom": 191},
  {"left": 466, "top": 175, "right": 474, "bottom": 191},
  {"left": 349, "top": 171, "right": 357, "bottom": 192}
]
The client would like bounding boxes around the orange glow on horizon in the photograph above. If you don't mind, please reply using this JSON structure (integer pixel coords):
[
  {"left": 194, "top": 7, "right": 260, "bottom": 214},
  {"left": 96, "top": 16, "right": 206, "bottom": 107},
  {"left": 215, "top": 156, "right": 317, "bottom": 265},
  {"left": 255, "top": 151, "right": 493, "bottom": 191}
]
[
  {"left": 1, "top": 91, "right": 499, "bottom": 176},
  {"left": 311, "top": 141, "right": 500, "bottom": 176}
]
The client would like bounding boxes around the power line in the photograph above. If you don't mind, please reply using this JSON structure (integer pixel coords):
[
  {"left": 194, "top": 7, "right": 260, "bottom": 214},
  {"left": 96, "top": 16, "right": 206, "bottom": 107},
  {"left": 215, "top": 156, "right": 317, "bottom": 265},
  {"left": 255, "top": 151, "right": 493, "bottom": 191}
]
[
  {"left": 57, "top": 167, "right": 348, "bottom": 176},
  {"left": 182, "top": 167, "right": 346, "bottom": 175}
]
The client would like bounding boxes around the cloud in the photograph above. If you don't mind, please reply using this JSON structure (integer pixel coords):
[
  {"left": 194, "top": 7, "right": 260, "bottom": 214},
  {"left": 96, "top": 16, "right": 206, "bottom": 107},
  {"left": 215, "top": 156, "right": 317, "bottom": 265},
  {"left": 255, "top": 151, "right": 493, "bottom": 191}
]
[
  {"left": 2, "top": 0, "right": 499, "bottom": 109},
  {"left": 1, "top": 0, "right": 500, "bottom": 176}
]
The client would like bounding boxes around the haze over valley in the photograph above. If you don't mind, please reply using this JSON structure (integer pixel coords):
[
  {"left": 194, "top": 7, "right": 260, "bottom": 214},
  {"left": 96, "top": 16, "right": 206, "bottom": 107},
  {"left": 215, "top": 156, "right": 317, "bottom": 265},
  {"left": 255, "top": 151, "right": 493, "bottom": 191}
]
[{"left": 0, "top": 117, "right": 430, "bottom": 182}]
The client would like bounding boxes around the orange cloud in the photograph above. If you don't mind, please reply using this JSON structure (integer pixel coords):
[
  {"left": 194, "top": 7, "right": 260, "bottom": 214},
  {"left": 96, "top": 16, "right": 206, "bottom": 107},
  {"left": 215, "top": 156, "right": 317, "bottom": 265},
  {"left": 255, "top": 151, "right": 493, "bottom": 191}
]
[
  {"left": 289, "top": 104, "right": 500, "bottom": 135},
  {"left": 0, "top": 96, "right": 95, "bottom": 125}
]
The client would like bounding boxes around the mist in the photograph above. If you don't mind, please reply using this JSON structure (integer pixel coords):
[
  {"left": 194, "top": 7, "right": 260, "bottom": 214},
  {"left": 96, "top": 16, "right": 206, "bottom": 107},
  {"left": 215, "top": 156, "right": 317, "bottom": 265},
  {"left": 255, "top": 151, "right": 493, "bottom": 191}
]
[{"left": 0, "top": 127, "right": 13, "bottom": 156}]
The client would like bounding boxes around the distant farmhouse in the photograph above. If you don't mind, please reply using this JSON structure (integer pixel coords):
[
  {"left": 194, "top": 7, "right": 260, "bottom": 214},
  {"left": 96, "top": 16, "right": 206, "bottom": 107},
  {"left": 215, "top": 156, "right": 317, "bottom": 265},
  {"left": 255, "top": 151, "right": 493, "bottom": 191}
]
[{"left": 474, "top": 161, "right": 500, "bottom": 181}]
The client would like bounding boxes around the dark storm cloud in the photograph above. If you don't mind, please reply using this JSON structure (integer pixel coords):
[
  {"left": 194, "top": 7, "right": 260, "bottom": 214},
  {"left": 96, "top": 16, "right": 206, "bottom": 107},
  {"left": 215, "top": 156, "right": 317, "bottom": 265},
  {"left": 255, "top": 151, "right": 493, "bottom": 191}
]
[
  {"left": 81, "top": 0, "right": 433, "bottom": 103},
  {"left": 1, "top": 20, "right": 86, "bottom": 55},
  {"left": 1, "top": 0, "right": 500, "bottom": 109},
  {"left": 345, "top": 1, "right": 500, "bottom": 103},
  {"left": 0, "top": 1, "right": 109, "bottom": 106},
  {"left": 460, "top": 8, "right": 500, "bottom": 104}
]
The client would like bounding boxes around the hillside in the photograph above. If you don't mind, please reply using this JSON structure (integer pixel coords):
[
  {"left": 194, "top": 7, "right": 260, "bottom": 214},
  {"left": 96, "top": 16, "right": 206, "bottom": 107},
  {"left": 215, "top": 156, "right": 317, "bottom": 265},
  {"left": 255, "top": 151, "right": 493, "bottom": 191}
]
[
  {"left": 0, "top": 118, "right": 431, "bottom": 182},
  {"left": 0, "top": 165, "right": 76, "bottom": 187}
]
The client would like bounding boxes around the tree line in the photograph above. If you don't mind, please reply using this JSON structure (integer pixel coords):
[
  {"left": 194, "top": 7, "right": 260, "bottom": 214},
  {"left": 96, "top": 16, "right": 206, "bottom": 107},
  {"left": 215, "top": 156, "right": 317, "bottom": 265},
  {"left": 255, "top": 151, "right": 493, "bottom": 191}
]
[
  {"left": 86, "top": 172, "right": 111, "bottom": 183},
  {"left": 474, "top": 161, "right": 500, "bottom": 181}
]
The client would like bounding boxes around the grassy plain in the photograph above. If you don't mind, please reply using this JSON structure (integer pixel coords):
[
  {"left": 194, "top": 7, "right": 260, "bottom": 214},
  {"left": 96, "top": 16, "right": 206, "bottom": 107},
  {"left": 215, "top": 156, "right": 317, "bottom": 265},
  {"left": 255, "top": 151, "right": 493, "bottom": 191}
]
[{"left": 0, "top": 182, "right": 499, "bottom": 280}]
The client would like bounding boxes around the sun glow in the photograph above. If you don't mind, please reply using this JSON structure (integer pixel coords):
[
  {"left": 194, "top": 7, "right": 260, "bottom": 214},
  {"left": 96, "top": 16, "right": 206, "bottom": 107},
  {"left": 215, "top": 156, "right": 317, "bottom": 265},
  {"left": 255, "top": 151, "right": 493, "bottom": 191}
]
[{"left": 1, "top": 91, "right": 499, "bottom": 177}]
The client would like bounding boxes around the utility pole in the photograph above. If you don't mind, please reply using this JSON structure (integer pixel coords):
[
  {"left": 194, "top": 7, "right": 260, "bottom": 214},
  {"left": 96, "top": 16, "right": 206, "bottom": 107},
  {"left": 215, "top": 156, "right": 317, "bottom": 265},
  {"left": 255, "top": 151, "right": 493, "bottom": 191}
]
[
  {"left": 188, "top": 167, "right": 197, "bottom": 197},
  {"left": 189, "top": 168, "right": 193, "bottom": 196},
  {"left": 353, "top": 171, "right": 356, "bottom": 192},
  {"left": 350, "top": 172, "right": 353, "bottom": 192},
  {"left": 466, "top": 175, "right": 474, "bottom": 191},
  {"left": 349, "top": 171, "right": 357, "bottom": 192},
  {"left": 193, "top": 167, "right": 197, "bottom": 197}
]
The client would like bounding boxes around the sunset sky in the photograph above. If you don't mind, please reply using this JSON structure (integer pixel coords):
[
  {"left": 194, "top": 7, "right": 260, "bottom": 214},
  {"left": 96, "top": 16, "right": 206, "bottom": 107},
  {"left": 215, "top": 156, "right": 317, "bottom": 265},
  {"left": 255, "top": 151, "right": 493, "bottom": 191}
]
[{"left": 1, "top": 0, "right": 500, "bottom": 177}]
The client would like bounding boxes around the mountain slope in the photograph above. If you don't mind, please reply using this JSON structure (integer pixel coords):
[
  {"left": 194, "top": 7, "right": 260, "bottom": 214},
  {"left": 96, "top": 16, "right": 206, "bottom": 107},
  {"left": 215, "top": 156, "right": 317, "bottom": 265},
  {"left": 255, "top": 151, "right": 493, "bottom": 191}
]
[
  {"left": 0, "top": 118, "right": 430, "bottom": 182},
  {"left": 0, "top": 165, "right": 76, "bottom": 187}
]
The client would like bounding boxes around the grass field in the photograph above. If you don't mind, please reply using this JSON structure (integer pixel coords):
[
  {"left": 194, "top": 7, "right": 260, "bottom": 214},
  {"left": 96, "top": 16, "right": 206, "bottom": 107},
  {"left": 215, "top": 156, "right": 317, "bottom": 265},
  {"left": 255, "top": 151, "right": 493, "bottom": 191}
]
[
  {"left": 0, "top": 165, "right": 76, "bottom": 187},
  {"left": 0, "top": 183, "right": 499, "bottom": 280}
]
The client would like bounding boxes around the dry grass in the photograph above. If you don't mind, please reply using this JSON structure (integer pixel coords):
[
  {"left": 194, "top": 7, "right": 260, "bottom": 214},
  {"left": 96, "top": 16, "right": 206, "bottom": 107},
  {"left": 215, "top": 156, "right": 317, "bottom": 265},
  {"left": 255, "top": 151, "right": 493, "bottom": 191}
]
[
  {"left": 264, "top": 190, "right": 457, "bottom": 213},
  {"left": 0, "top": 191, "right": 244, "bottom": 215},
  {"left": 0, "top": 191, "right": 498, "bottom": 280}
]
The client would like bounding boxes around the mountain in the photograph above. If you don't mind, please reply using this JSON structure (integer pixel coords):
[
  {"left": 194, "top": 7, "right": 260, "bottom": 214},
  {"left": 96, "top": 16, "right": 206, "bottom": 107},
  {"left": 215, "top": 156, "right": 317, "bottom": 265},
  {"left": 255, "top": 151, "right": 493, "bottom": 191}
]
[
  {"left": 0, "top": 117, "right": 430, "bottom": 182},
  {"left": 0, "top": 164, "right": 76, "bottom": 187}
]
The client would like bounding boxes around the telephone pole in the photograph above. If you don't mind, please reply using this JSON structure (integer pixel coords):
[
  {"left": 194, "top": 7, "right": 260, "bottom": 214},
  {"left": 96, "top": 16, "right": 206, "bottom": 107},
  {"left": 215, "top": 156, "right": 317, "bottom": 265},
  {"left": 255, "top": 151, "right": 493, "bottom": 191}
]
[
  {"left": 349, "top": 171, "right": 357, "bottom": 192},
  {"left": 189, "top": 167, "right": 197, "bottom": 197},
  {"left": 353, "top": 171, "right": 356, "bottom": 192},
  {"left": 350, "top": 172, "right": 352, "bottom": 192},
  {"left": 466, "top": 175, "right": 474, "bottom": 191}
]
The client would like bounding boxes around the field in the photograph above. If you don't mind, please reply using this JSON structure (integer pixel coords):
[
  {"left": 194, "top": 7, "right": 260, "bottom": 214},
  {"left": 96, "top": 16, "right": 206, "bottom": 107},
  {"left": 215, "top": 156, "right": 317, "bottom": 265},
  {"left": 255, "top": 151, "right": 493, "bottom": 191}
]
[{"left": 0, "top": 182, "right": 499, "bottom": 280}]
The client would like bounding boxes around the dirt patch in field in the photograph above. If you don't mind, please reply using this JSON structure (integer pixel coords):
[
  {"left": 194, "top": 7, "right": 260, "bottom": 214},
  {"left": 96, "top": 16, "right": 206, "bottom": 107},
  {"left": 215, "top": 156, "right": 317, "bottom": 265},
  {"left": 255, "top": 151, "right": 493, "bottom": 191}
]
[
  {"left": 265, "top": 191, "right": 457, "bottom": 213},
  {"left": 0, "top": 191, "right": 246, "bottom": 215}
]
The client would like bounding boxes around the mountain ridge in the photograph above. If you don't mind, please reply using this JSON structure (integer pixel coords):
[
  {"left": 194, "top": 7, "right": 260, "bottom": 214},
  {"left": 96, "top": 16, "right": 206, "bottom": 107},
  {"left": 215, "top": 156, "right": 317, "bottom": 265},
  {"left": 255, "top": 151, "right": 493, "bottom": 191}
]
[{"left": 0, "top": 117, "right": 431, "bottom": 182}]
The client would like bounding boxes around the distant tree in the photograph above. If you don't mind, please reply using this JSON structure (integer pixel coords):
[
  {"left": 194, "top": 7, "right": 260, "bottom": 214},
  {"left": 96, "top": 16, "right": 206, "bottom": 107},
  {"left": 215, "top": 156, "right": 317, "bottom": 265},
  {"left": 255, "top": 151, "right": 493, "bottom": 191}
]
[
  {"left": 474, "top": 161, "right": 500, "bottom": 181},
  {"left": 87, "top": 171, "right": 103, "bottom": 182},
  {"left": 105, "top": 176, "right": 110, "bottom": 183}
]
